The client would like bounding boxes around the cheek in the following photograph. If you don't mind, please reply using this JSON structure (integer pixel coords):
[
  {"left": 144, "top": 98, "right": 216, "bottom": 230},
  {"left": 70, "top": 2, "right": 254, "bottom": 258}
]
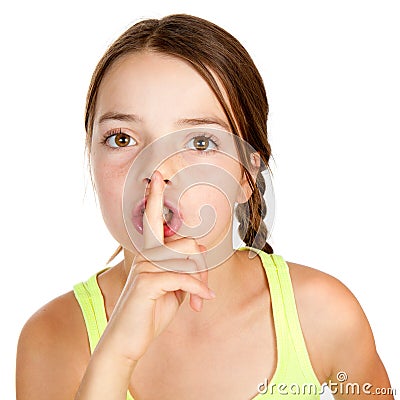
[
  {"left": 92, "top": 156, "right": 132, "bottom": 246},
  {"left": 94, "top": 162, "right": 126, "bottom": 202},
  {"left": 181, "top": 186, "right": 233, "bottom": 227},
  {"left": 92, "top": 149, "right": 134, "bottom": 199}
]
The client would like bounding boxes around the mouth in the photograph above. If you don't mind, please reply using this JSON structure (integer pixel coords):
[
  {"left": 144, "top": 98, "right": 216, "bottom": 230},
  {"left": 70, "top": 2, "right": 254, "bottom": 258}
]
[{"left": 131, "top": 198, "right": 183, "bottom": 238}]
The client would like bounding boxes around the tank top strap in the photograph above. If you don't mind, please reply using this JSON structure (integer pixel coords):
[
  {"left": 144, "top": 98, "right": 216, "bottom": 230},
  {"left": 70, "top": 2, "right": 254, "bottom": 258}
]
[
  {"left": 268, "top": 252, "right": 319, "bottom": 377},
  {"left": 238, "top": 246, "right": 291, "bottom": 377},
  {"left": 73, "top": 269, "right": 109, "bottom": 353},
  {"left": 238, "top": 246, "right": 320, "bottom": 388}
]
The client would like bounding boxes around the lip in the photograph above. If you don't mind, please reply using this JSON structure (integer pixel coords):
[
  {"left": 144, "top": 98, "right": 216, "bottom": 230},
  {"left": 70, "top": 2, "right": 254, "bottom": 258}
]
[{"left": 131, "top": 197, "right": 183, "bottom": 237}]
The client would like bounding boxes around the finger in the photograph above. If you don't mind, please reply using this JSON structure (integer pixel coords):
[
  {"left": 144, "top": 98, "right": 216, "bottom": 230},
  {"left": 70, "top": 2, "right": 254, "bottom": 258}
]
[
  {"left": 143, "top": 170, "right": 165, "bottom": 250},
  {"left": 130, "top": 268, "right": 216, "bottom": 301},
  {"left": 130, "top": 259, "right": 209, "bottom": 309},
  {"left": 131, "top": 256, "right": 214, "bottom": 312},
  {"left": 137, "top": 245, "right": 207, "bottom": 272},
  {"left": 132, "top": 258, "right": 200, "bottom": 275},
  {"left": 139, "top": 239, "right": 207, "bottom": 271},
  {"left": 197, "top": 267, "right": 209, "bottom": 285},
  {"left": 191, "top": 294, "right": 204, "bottom": 312}
]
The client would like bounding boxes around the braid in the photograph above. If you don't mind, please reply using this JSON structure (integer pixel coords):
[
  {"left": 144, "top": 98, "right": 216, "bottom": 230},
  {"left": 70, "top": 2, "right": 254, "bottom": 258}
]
[
  {"left": 235, "top": 169, "right": 273, "bottom": 254},
  {"left": 106, "top": 245, "right": 123, "bottom": 266}
]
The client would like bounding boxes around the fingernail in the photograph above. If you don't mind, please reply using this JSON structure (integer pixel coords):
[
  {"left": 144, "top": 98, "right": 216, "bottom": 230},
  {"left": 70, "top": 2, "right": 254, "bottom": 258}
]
[
  {"left": 151, "top": 170, "right": 159, "bottom": 182},
  {"left": 208, "top": 289, "right": 216, "bottom": 298},
  {"left": 150, "top": 171, "right": 161, "bottom": 189}
]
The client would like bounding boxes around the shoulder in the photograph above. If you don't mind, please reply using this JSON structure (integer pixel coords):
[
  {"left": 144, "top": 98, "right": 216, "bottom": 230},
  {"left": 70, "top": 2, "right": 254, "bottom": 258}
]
[
  {"left": 16, "top": 291, "right": 90, "bottom": 399},
  {"left": 286, "top": 260, "right": 381, "bottom": 382},
  {"left": 287, "top": 260, "right": 362, "bottom": 319},
  {"left": 17, "top": 290, "right": 89, "bottom": 352},
  {"left": 287, "top": 260, "right": 368, "bottom": 332}
]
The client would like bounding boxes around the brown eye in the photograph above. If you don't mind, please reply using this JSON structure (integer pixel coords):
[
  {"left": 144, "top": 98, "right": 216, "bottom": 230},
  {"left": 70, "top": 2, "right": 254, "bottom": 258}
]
[
  {"left": 194, "top": 136, "right": 209, "bottom": 150},
  {"left": 105, "top": 131, "right": 137, "bottom": 148},
  {"left": 186, "top": 135, "right": 218, "bottom": 152},
  {"left": 115, "top": 132, "right": 131, "bottom": 147}
]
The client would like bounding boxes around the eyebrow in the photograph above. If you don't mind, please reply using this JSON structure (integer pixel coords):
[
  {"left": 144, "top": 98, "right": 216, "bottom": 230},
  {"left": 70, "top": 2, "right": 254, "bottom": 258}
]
[
  {"left": 97, "top": 112, "right": 140, "bottom": 124},
  {"left": 176, "top": 117, "right": 230, "bottom": 132}
]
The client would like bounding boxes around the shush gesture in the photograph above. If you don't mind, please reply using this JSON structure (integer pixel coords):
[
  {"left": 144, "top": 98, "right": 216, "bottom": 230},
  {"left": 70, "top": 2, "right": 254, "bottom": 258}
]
[{"left": 97, "top": 170, "right": 217, "bottom": 364}]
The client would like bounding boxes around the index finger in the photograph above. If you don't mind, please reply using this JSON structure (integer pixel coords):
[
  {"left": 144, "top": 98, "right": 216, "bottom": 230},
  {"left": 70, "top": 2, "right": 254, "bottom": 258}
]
[{"left": 143, "top": 170, "right": 165, "bottom": 249}]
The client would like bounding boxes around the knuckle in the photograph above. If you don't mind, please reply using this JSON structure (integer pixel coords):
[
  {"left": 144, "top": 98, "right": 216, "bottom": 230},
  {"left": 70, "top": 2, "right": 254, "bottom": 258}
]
[
  {"left": 132, "top": 253, "right": 146, "bottom": 267},
  {"left": 131, "top": 260, "right": 157, "bottom": 278},
  {"left": 133, "top": 271, "right": 152, "bottom": 289},
  {"left": 183, "top": 272, "right": 201, "bottom": 288},
  {"left": 172, "top": 237, "right": 202, "bottom": 254},
  {"left": 131, "top": 260, "right": 146, "bottom": 273}
]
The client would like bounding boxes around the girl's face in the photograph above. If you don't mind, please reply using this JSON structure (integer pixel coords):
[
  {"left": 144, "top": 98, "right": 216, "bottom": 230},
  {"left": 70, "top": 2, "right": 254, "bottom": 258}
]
[{"left": 91, "top": 52, "right": 253, "bottom": 254}]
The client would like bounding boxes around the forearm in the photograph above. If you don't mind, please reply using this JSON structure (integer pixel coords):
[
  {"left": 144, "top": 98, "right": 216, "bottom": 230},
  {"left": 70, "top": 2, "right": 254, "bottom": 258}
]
[{"left": 75, "top": 345, "right": 137, "bottom": 400}]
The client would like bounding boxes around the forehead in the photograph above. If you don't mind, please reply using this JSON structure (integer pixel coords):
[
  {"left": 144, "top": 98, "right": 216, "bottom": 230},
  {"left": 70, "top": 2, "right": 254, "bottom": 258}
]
[{"left": 94, "top": 51, "right": 231, "bottom": 131}]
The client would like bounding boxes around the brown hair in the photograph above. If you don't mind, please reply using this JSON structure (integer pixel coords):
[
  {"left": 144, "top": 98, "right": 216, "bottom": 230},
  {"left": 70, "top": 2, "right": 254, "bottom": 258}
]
[{"left": 84, "top": 14, "right": 274, "bottom": 264}]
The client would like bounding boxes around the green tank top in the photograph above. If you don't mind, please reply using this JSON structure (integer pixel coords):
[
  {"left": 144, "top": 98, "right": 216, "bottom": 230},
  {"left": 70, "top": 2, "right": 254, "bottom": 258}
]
[{"left": 73, "top": 246, "right": 322, "bottom": 399}]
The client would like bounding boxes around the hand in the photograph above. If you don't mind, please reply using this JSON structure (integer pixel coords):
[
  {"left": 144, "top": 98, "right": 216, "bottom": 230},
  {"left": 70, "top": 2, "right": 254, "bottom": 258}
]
[{"left": 98, "top": 170, "right": 216, "bottom": 363}]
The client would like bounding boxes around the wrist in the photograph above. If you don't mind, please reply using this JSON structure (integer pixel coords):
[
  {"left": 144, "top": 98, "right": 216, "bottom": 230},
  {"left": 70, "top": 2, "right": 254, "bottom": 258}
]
[
  {"left": 93, "top": 338, "right": 139, "bottom": 372},
  {"left": 75, "top": 345, "right": 138, "bottom": 400}
]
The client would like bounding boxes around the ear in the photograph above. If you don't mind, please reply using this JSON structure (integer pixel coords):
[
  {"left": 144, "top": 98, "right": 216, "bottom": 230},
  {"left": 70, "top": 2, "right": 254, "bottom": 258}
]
[{"left": 236, "top": 152, "right": 261, "bottom": 204}]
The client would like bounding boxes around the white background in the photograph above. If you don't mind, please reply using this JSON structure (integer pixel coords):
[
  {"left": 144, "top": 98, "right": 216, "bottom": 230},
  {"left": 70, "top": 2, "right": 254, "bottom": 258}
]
[{"left": 1, "top": 1, "right": 399, "bottom": 398}]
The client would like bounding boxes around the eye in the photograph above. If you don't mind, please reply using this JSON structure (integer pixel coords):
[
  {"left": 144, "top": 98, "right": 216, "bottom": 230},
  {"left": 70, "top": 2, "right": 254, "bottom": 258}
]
[
  {"left": 103, "top": 129, "right": 137, "bottom": 148},
  {"left": 186, "top": 135, "right": 219, "bottom": 153}
]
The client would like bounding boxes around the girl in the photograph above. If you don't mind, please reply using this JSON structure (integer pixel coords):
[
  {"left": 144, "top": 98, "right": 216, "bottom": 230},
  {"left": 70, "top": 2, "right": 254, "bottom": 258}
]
[{"left": 16, "top": 14, "right": 393, "bottom": 400}]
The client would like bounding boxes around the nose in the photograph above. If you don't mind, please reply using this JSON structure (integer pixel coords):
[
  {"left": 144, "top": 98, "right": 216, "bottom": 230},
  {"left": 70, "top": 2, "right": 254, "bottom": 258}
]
[
  {"left": 145, "top": 177, "right": 170, "bottom": 184},
  {"left": 142, "top": 152, "right": 184, "bottom": 186}
]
